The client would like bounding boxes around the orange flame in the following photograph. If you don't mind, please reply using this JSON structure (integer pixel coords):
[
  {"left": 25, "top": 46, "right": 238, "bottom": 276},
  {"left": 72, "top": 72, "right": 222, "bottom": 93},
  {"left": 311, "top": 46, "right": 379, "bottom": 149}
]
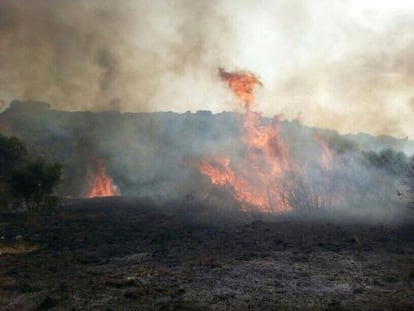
[
  {"left": 313, "top": 132, "right": 333, "bottom": 170},
  {"left": 199, "top": 68, "right": 291, "bottom": 212},
  {"left": 243, "top": 111, "right": 289, "bottom": 175},
  {"left": 219, "top": 67, "right": 262, "bottom": 110},
  {"left": 199, "top": 156, "right": 269, "bottom": 209},
  {"left": 85, "top": 159, "right": 120, "bottom": 198}
]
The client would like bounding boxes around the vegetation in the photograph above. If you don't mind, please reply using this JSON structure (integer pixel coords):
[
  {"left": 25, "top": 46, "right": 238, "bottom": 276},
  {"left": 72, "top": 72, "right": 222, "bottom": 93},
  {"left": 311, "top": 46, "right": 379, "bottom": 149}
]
[
  {"left": 11, "top": 160, "right": 62, "bottom": 212},
  {"left": 275, "top": 170, "right": 326, "bottom": 211},
  {"left": 0, "top": 134, "right": 62, "bottom": 212},
  {"left": 1, "top": 102, "right": 413, "bottom": 210},
  {"left": 0, "top": 135, "right": 28, "bottom": 180},
  {"left": 402, "top": 156, "right": 414, "bottom": 205},
  {"left": 362, "top": 148, "right": 408, "bottom": 176},
  {"left": 0, "top": 135, "right": 28, "bottom": 209}
]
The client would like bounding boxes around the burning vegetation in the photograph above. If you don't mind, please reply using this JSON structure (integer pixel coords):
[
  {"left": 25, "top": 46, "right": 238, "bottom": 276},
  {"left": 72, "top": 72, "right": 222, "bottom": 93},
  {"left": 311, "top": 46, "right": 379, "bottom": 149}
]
[
  {"left": 85, "top": 158, "right": 120, "bottom": 198},
  {"left": 0, "top": 96, "right": 413, "bottom": 217},
  {"left": 196, "top": 68, "right": 414, "bottom": 215},
  {"left": 313, "top": 131, "right": 333, "bottom": 171},
  {"left": 199, "top": 68, "right": 331, "bottom": 212},
  {"left": 0, "top": 72, "right": 413, "bottom": 311}
]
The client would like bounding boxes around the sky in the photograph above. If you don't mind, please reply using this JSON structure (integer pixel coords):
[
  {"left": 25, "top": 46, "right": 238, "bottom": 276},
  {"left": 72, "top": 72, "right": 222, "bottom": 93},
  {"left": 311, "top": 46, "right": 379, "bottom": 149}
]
[{"left": 0, "top": 0, "right": 413, "bottom": 138}]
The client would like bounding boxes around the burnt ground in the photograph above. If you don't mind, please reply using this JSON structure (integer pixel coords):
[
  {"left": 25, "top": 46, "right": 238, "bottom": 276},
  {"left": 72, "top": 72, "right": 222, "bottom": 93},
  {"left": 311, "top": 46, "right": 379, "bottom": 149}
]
[{"left": 0, "top": 197, "right": 413, "bottom": 310}]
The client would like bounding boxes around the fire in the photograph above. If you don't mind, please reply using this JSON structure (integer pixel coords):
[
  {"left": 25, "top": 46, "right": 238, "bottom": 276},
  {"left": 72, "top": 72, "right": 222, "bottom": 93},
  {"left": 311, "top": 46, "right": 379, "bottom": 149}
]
[
  {"left": 199, "top": 156, "right": 269, "bottom": 209},
  {"left": 313, "top": 132, "right": 333, "bottom": 170},
  {"left": 243, "top": 111, "right": 289, "bottom": 175},
  {"left": 85, "top": 158, "right": 120, "bottom": 198},
  {"left": 219, "top": 67, "right": 262, "bottom": 110},
  {"left": 198, "top": 68, "right": 291, "bottom": 212}
]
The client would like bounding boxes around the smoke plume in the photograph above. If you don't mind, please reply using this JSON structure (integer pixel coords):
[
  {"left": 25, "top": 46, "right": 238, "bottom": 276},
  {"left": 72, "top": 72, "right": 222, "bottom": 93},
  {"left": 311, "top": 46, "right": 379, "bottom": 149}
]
[{"left": 1, "top": 0, "right": 414, "bottom": 138}]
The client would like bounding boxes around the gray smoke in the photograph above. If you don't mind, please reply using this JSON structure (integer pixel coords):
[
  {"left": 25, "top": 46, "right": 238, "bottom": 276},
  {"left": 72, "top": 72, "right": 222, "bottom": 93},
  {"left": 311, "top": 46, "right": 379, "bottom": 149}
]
[
  {"left": 0, "top": 0, "right": 233, "bottom": 111},
  {"left": 1, "top": 0, "right": 414, "bottom": 138}
]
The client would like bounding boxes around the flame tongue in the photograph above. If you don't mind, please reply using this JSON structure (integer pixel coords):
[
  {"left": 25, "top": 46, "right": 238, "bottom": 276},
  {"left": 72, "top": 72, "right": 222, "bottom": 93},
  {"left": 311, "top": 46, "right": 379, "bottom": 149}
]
[
  {"left": 199, "top": 68, "right": 290, "bottom": 212},
  {"left": 86, "top": 158, "right": 120, "bottom": 198},
  {"left": 313, "top": 132, "right": 333, "bottom": 170},
  {"left": 198, "top": 156, "right": 268, "bottom": 208},
  {"left": 243, "top": 111, "right": 289, "bottom": 175},
  {"left": 219, "top": 67, "right": 262, "bottom": 110}
]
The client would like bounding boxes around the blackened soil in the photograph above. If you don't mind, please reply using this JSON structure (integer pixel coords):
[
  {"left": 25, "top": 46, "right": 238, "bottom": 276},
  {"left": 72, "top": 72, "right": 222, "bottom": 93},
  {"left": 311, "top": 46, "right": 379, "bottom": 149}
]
[{"left": 0, "top": 197, "right": 413, "bottom": 310}]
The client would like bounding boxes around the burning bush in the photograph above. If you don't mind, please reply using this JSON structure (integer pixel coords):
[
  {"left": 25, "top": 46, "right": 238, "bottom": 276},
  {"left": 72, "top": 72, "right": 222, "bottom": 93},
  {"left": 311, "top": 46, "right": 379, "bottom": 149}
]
[
  {"left": 84, "top": 158, "right": 120, "bottom": 198},
  {"left": 196, "top": 68, "right": 411, "bottom": 216},
  {"left": 274, "top": 170, "right": 327, "bottom": 211},
  {"left": 1, "top": 79, "right": 412, "bottom": 219},
  {"left": 199, "top": 68, "right": 291, "bottom": 212}
]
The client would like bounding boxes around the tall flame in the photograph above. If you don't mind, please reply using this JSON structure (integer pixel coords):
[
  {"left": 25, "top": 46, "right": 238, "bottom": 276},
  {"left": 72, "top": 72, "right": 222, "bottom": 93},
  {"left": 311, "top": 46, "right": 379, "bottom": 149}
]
[
  {"left": 199, "top": 68, "right": 291, "bottom": 212},
  {"left": 199, "top": 156, "right": 269, "bottom": 209},
  {"left": 85, "top": 158, "right": 120, "bottom": 198},
  {"left": 313, "top": 132, "right": 333, "bottom": 171}
]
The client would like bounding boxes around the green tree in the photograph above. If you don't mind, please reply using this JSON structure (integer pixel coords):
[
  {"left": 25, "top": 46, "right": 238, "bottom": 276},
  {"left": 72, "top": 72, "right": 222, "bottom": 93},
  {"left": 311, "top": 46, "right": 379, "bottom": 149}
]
[{"left": 11, "top": 160, "right": 62, "bottom": 212}]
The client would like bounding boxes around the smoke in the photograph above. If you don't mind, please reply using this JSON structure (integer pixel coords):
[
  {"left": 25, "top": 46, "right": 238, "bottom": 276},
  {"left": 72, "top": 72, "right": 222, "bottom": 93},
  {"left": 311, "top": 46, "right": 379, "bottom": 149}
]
[
  {"left": 0, "top": 0, "right": 234, "bottom": 112},
  {"left": 1, "top": 0, "right": 414, "bottom": 138}
]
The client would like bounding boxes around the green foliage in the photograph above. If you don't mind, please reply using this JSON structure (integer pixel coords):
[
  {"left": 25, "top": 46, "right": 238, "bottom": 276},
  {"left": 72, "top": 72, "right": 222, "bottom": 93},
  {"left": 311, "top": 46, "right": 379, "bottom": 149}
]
[{"left": 11, "top": 160, "right": 62, "bottom": 212}]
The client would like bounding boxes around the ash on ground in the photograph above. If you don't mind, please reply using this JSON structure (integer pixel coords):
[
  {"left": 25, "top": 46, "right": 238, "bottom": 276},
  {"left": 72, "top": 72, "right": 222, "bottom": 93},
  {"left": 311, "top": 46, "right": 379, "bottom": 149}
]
[{"left": 0, "top": 197, "right": 413, "bottom": 310}]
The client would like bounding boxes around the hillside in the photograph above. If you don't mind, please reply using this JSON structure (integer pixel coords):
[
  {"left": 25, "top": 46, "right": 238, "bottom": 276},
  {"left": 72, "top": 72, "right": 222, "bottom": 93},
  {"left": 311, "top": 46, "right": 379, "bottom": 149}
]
[
  {"left": 1, "top": 103, "right": 413, "bottom": 310},
  {"left": 0, "top": 100, "right": 413, "bottom": 200}
]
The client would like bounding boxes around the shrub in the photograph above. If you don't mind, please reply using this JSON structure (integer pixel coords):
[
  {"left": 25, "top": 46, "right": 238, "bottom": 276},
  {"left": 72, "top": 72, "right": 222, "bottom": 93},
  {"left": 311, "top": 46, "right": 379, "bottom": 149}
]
[
  {"left": 0, "top": 134, "right": 63, "bottom": 212},
  {"left": 11, "top": 160, "right": 62, "bottom": 212},
  {"left": 402, "top": 156, "right": 414, "bottom": 205}
]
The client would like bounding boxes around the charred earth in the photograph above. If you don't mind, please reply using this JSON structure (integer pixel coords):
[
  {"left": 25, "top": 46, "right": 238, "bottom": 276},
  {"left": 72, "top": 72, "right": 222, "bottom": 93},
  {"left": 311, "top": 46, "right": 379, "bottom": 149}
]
[{"left": 0, "top": 197, "right": 413, "bottom": 310}]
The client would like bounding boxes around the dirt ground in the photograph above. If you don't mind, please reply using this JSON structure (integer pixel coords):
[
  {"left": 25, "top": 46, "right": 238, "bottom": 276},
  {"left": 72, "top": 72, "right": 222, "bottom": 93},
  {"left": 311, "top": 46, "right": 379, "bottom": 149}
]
[{"left": 0, "top": 197, "right": 413, "bottom": 310}]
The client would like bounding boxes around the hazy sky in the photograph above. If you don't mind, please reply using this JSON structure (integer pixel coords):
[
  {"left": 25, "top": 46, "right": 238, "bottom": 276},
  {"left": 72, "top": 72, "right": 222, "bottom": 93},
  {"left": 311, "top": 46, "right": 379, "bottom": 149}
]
[{"left": 1, "top": 0, "right": 413, "bottom": 138}]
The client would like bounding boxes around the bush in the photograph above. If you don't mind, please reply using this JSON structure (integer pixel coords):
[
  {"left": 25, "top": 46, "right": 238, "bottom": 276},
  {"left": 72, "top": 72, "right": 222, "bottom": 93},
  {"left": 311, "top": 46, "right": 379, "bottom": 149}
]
[
  {"left": 0, "top": 135, "right": 28, "bottom": 179},
  {"left": 0, "top": 134, "right": 28, "bottom": 210},
  {"left": 0, "top": 182, "right": 13, "bottom": 210},
  {"left": 402, "top": 156, "right": 414, "bottom": 205},
  {"left": 11, "top": 160, "right": 62, "bottom": 212},
  {"left": 275, "top": 170, "right": 326, "bottom": 211},
  {"left": 0, "top": 134, "right": 62, "bottom": 212},
  {"left": 362, "top": 148, "right": 408, "bottom": 176}
]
